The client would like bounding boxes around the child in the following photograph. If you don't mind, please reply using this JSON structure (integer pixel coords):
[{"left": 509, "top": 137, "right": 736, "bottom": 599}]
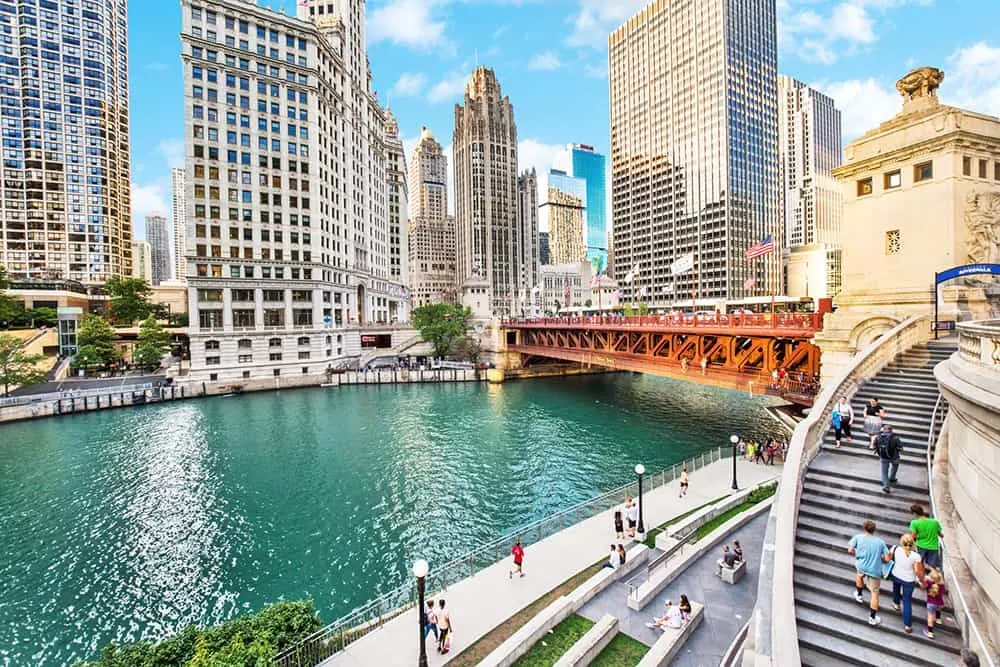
[
  {"left": 923, "top": 567, "right": 946, "bottom": 639},
  {"left": 678, "top": 594, "right": 692, "bottom": 622}
]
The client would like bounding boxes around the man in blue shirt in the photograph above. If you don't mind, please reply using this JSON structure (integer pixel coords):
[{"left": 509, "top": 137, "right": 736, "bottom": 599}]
[{"left": 848, "top": 520, "right": 890, "bottom": 625}]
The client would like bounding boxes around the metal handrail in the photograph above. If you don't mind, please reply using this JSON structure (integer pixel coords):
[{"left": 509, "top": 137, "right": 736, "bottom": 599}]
[
  {"left": 0, "top": 382, "right": 156, "bottom": 408},
  {"left": 926, "top": 392, "right": 996, "bottom": 667},
  {"left": 274, "top": 444, "right": 730, "bottom": 666}
]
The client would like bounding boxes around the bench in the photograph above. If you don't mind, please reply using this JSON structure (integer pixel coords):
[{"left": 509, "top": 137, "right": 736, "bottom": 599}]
[
  {"left": 553, "top": 614, "right": 618, "bottom": 667},
  {"left": 718, "top": 558, "right": 747, "bottom": 584},
  {"left": 635, "top": 602, "right": 704, "bottom": 667},
  {"left": 568, "top": 544, "right": 649, "bottom": 608}
]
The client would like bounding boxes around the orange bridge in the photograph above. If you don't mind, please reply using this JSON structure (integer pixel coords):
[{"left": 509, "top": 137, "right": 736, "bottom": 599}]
[{"left": 501, "top": 313, "right": 824, "bottom": 405}]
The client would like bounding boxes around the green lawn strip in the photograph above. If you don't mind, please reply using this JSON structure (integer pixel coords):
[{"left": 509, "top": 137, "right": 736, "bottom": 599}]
[
  {"left": 642, "top": 494, "right": 728, "bottom": 548},
  {"left": 512, "top": 614, "right": 595, "bottom": 667},
  {"left": 590, "top": 632, "right": 651, "bottom": 667},
  {"left": 693, "top": 482, "right": 777, "bottom": 542}
]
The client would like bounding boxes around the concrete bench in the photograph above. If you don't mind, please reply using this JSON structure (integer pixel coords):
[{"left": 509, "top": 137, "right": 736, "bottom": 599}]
[
  {"left": 635, "top": 602, "right": 705, "bottom": 667},
  {"left": 478, "top": 596, "right": 574, "bottom": 667},
  {"left": 568, "top": 544, "right": 649, "bottom": 608},
  {"left": 718, "top": 558, "right": 747, "bottom": 584},
  {"left": 553, "top": 614, "right": 618, "bottom": 667}
]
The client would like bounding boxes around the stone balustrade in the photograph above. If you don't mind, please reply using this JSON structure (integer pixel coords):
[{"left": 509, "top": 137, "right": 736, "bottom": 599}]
[{"left": 958, "top": 319, "right": 1000, "bottom": 368}]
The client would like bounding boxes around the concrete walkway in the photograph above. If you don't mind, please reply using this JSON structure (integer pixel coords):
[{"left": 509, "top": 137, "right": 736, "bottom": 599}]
[
  {"left": 322, "top": 459, "right": 781, "bottom": 667},
  {"left": 579, "top": 512, "right": 770, "bottom": 667}
]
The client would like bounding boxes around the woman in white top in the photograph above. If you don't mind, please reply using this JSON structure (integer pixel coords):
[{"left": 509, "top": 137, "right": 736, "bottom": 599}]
[
  {"left": 647, "top": 600, "right": 683, "bottom": 629},
  {"left": 889, "top": 533, "right": 925, "bottom": 633},
  {"left": 835, "top": 395, "right": 854, "bottom": 447}
]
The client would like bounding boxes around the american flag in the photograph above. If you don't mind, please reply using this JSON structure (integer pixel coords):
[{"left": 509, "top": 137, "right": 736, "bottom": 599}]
[{"left": 745, "top": 235, "right": 774, "bottom": 261}]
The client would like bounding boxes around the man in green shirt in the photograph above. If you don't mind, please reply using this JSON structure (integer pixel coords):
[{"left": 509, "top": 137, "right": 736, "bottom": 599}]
[{"left": 910, "top": 503, "right": 943, "bottom": 569}]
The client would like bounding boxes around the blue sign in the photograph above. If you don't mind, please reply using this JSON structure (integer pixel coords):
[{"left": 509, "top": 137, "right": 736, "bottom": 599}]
[{"left": 936, "top": 264, "right": 1000, "bottom": 284}]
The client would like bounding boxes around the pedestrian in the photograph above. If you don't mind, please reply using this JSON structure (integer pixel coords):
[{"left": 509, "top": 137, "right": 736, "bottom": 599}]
[
  {"left": 509, "top": 539, "right": 524, "bottom": 579},
  {"left": 848, "top": 520, "right": 890, "bottom": 626},
  {"left": 700, "top": 356, "right": 708, "bottom": 375},
  {"left": 754, "top": 441, "right": 766, "bottom": 465},
  {"left": 626, "top": 496, "right": 639, "bottom": 538},
  {"left": 834, "top": 395, "right": 854, "bottom": 447},
  {"left": 681, "top": 357, "right": 689, "bottom": 373},
  {"left": 889, "top": 533, "right": 924, "bottom": 633},
  {"left": 423, "top": 599, "right": 438, "bottom": 642},
  {"left": 602, "top": 544, "right": 618, "bottom": 570},
  {"left": 613, "top": 507, "right": 625, "bottom": 540},
  {"left": 923, "top": 567, "right": 946, "bottom": 639},
  {"left": 874, "top": 425, "right": 903, "bottom": 493},
  {"left": 436, "top": 599, "right": 452, "bottom": 654},
  {"left": 678, "top": 594, "right": 692, "bottom": 622},
  {"left": 716, "top": 545, "right": 738, "bottom": 576},
  {"left": 618, "top": 543, "right": 627, "bottom": 566},
  {"left": 909, "top": 504, "right": 944, "bottom": 570},
  {"left": 679, "top": 467, "right": 689, "bottom": 497},
  {"left": 863, "top": 398, "right": 886, "bottom": 447},
  {"left": 733, "top": 540, "right": 743, "bottom": 561}
]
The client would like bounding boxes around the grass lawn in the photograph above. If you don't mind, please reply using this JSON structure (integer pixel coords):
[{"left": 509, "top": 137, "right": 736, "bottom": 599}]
[
  {"left": 642, "top": 494, "right": 728, "bottom": 548},
  {"left": 590, "top": 632, "right": 650, "bottom": 666},
  {"left": 693, "top": 482, "right": 777, "bottom": 542},
  {"left": 512, "top": 614, "right": 595, "bottom": 667}
]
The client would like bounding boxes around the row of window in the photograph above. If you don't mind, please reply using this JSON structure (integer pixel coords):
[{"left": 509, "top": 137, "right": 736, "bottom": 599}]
[
  {"left": 962, "top": 156, "right": 1000, "bottom": 181},
  {"left": 206, "top": 367, "right": 318, "bottom": 381},
  {"left": 206, "top": 351, "right": 314, "bottom": 365},
  {"left": 205, "top": 335, "right": 337, "bottom": 351},
  {"left": 199, "top": 289, "right": 341, "bottom": 303},
  {"left": 857, "top": 161, "right": 933, "bottom": 196}
]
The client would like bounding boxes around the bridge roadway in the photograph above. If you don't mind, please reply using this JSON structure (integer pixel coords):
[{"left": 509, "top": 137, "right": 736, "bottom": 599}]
[{"left": 501, "top": 313, "right": 823, "bottom": 404}]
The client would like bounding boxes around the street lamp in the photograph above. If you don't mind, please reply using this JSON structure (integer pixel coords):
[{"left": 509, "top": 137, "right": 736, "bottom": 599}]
[
  {"left": 730, "top": 435, "right": 740, "bottom": 491},
  {"left": 413, "top": 559, "right": 429, "bottom": 667},
  {"left": 635, "top": 463, "right": 646, "bottom": 534}
]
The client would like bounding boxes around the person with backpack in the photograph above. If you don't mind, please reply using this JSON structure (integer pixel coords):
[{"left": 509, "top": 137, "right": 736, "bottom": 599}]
[{"left": 875, "top": 424, "right": 903, "bottom": 493}]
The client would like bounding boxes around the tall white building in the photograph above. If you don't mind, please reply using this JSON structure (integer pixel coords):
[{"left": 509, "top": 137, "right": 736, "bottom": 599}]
[
  {"left": 517, "top": 168, "right": 540, "bottom": 314},
  {"left": 181, "top": 0, "right": 406, "bottom": 382},
  {"left": 408, "top": 127, "right": 456, "bottom": 307},
  {"left": 172, "top": 167, "right": 187, "bottom": 282},
  {"left": 0, "top": 0, "right": 132, "bottom": 283},
  {"left": 133, "top": 241, "right": 152, "bottom": 284},
  {"left": 146, "top": 214, "right": 170, "bottom": 286},
  {"left": 778, "top": 75, "right": 843, "bottom": 298},
  {"left": 384, "top": 109, "right": 408, "bottom": 288},
  {"left": 454, "top": 67, "right": 534, "bottom": 316}
]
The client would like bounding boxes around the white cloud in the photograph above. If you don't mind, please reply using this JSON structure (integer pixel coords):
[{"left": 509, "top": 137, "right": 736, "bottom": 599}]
[
  {"left": 943, "top": 42, "right": 1000, "bottom": 118},
  {"left": 158, "top": 138, "right": 184, "bottom": 169},
  {"left": 527, "top": 51, "right": 561, "bottom": 71},
  {"left": 427, "top": 71, "right": 468, "bottom": 104},
  {"left": 368, "top": 0, "right": 447, "bottom": 50},
  {"left": 146, "top": 62, "right": 169, "bottom": 72},
  {"left": 583, "top": 62, "right": 607, "bottom": 79},
  {"left": 816, "top": 78, "right": 899, "bottom": 141},
  {"left": 131, "top": 182, "right": 168, "bottom": 237},
  {"left": 518, "top": 140, "right": 566, "bottom": 232},
  {"left": 565, "top": 0, "right": 647, "bottom": 49},
  {"left": 392, "top": 72, "right": 428, "bottom": 97}
]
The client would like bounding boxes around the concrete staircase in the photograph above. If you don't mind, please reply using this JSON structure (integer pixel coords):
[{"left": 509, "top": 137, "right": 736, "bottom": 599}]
[{"left": 795, "top": 340, "right": 963, "bottom": 666}]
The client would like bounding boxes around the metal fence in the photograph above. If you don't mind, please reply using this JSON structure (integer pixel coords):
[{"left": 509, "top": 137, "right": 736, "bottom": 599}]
[
  {"left": 274, "top": 444, "right": 731, "bottom": 667},
  {"left": 0, "top": 382, "right": 156, "bottom": 408}
]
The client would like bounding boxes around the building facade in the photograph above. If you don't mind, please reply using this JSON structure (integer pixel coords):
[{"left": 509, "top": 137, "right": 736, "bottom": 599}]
[
  {"left": 146, "top": 214, "right": 170, "bottom": 285},
  {"left": 538, "top": 231, "right": 550, "bottom": 266},
  {"left": 537, "top": 261, "right": 620, "bottom": 315},
  {"left": 778, "top": 75, "right": 842, "bottom": 298},
  {"left": 172, "top": 167, "right": 187, "bottom": 282},
  {"left": 454, "top": 67, "right": 531, "bottom": 316},
  {"left": 0, "top": 0, "right": 132, "bottom": 283},
  {"left": 407, "top": 126, "right": 456, "bottom": 306},
  {"left": 543, "top": 169, "right": 587, "bottom": 265},
  {"left": 517, "top": 168, "right": 539, "bottom": 315},
  {"left": 553, "top": 144, "right": 607, "bottom": 263},
  {"left": 133, "top": 240, "right": 152, "bottom": 283},
  {"left": 384, "top": 109, "right": 407, "bottom": 285},
  {"left": 181, "top": 0, "right": 407, "bottom": 382},
  {"left": 608, "top": 0, "right": 781, "bottom": 308}
]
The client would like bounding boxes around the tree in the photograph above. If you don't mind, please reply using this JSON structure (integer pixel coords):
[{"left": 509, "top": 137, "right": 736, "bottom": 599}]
[
  {"left": 134, "top": 316, "right": 171, "bottom": 371},
  {"left": 0, "top": 264, "right": 20, "bottom": 328},
  {"left": 585, "top": 298, "right": 593, "bottom": 308},
  {"left": 0, "top": 334, "right": 45, "bottom": 396},
  {"left": 104, "top": 276, "right": 154, "bottom": 325},
  {"left": 72, "top": 315, "right": 120, "bottom": 371},
  {"left": 411, "top": 303, "right": 472, "bottom": 358}
]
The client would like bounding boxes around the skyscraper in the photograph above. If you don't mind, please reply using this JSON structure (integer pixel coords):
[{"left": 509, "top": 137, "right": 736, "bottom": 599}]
[
  {"left": 553, "top": 144, "right": 607, "bottom": 264},
  {"left": 538, "top": 231, "right": 550, "bottom": 266},
  {"left": 133, "top": 241, "right": 152, "bottom": 284},
  {"left": 384, "top": 110, "right": 408, "bottom": 286},
  {"left": 146, "top": 215, "right": 170, "bottom": 286},
  {"left": 171, "top": 167, "right": 187, "bottom": 282},
  {"left": 408, "top": 126, "right": 456, "bottom": 306},
  {"left": 517, "top": 168, "right": 539, "bottom": 312},
  {"left": 778, "top": 75, "right": 843, "bottom": 298},
  {"left": 609, "top": 0, "right": 781, "bottom": 307},
  {"left": 542, "top": 169, "right": 587, "bottom": 265},
  {"left": 0, "top": 0, "right": 132, "bottom": 283},
  {"left": 181, "top": 0, "right": 406, "bottom": 381},
  {"left": 454, "top": 67, "right": 531, "bottom": 316}
]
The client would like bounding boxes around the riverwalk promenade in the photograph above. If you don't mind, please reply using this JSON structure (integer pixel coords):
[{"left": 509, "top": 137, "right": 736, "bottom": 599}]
[{"left": 322, "top": 457, "right": 782, "bottom": 667}]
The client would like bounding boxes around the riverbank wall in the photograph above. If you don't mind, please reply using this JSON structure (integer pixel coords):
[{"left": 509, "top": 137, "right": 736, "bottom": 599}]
[{"left": 0, "top": 385, "right": 189, "bottom": 423}]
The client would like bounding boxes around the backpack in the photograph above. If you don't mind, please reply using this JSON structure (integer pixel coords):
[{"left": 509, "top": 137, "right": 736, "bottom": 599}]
[{"left": 876, "top": 432, "right": 901, "bottom": 459}]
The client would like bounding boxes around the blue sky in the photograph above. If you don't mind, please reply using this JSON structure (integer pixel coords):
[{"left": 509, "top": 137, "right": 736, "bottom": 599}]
[{"left": 129, "top": 0, "right": 1000, "bottom": 237}]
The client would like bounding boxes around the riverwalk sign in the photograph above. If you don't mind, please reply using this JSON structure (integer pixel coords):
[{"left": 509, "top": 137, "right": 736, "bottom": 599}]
[{"left": 932, "top": 263, "right": 1000, "bottom": 339}]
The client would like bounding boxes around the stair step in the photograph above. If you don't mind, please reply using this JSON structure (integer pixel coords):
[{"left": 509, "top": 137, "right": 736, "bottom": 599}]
[
  {"left": 799, "top": 642, "right": 874, "bottom": 667},
  {"left": 868, "top": 371, "right": 940, "bottom": 384},
  {"left": 818, "top": 444, "right": 927, "bottom": 466},
  {"left": 800, "top": 490, "right": 918, "bottom": 524},
  {"left": 802, "top": 473, "right": 927, "bottom": 506},
  {"left": 796, "top": 606, "right": 961, "bottom": 666},
  {"left": 798, "top": 507, "right": 911, "bottom": 540},
  {"left": 854, "top": 387, "right": 939, "bottom": 402}
]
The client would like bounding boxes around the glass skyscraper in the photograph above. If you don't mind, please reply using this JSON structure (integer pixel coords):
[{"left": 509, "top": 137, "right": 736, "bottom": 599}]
[
  {"left": 609, "top": 0, "right": 780, "bottom": 307},
  {"left": 554, "top": 144, "right": 607, "bottom": 267},
  {"left": 0, "top": 0, "right": 132, "bottom": 283}
]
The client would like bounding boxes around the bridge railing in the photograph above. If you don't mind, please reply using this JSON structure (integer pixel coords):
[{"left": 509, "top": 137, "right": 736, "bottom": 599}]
[
  {"left": 274, "top": 445, "right": 731, "bottom": 667},
  {"left": 502, "top": 312, "right": 823, "bottom": 331}
]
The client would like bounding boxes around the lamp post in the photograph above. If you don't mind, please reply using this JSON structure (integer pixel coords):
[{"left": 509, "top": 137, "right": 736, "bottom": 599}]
[
  {"left": 730, "top": 435, "right": 740, "bottom": 491},
  {"left": 413, "top": 559, "right": 429, "bottom": 667},
  {"left": 635, "top": 463, "right": 646, "bottom": 534}
]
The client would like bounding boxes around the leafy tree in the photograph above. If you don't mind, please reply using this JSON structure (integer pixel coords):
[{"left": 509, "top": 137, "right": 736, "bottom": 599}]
[
  {"left": 585, "top": 298, "right": 593, "bottom": 308},
  {"left": 411, "top": 303, "right": 472, "bottom": 358},
  {"left": 72, "top": 315, "right": 120, "bottom": 371},
  {"left": 0, "top": 334, "right": 46, "bottom": 396},
  {"left": 623, "top": 303, "right": 634, "bottom": 317},
  {"left": 639, "top": 303, "right": 649, "bottom": 316},
  {"left": 134, "top": 316, "right": 171, "bottom": 371},
  {"left": 0, "top": 264, "right": 20, "bottom": 328},
  {"left": 104, "top": 276, "right": 154, "bottom": 325}
]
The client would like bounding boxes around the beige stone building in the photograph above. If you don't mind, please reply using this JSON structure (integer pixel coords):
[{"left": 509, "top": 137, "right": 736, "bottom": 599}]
[
  {"left": 815, "top": 67, "right": 1000, "bottom": 381},
  {"left": 132, "top": 241, "right": 153, "bottom": 284},
  {"left": 407, "top": 127, "right": 457, "bottom": 307}
]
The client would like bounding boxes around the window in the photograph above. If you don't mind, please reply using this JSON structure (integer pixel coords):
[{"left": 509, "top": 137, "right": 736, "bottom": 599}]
[
  {"left": 963, "top": 156, "right": 972, "bottom": 176},
  {"left": 979, "top": 159, "right": 988, "bottom": 179},
  {"left": 238, "top": 338, "right": 253, "bottom": 349},
  {"left": 269, "top": 352, "right": 282, "bottom": 361},
  {"left": 914, "top": 161, "right": 933, "bottom": 182},
  {"left": 269, "top": 338, "right": 282, "bottom": 348},
  {"left": 273, "top": 369, "right": 281, "bottom": 377},
  {"left": 883, "top": 170, "right": 901, "bottom": 189},
  {"left": 297, "top": 336, "right": 310, "bottom": 345},
  {"left": 298, "top": 351, "right": 310, "bottom": 360},
  {"left": 206, "top": 356, "right": 221, "bottom": 366},
  {"left": 995, "top": 162, "right": 1000, "bottom": 181},
  {"left": 856, "top": 178, "right": 873, "bottom": 196},
  {"left": 243, "top": 371, "right": 251, "bottom": 380},
  {"left": 238, "top": 354, "right": 253, "bottom": 363},
  {"left": 205, "top": 340, "right": 220, "bottom": 350},
  {"left": 885, "top": 229, "right": 901, "bottom": 255},
  {"left": 210, "top": 373, "right": 219, "bottom": 382}
]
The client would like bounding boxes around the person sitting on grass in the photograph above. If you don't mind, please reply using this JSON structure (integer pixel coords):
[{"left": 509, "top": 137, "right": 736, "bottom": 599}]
[{"left": 646, "top": 599, "right": 683, "bottom": 630}]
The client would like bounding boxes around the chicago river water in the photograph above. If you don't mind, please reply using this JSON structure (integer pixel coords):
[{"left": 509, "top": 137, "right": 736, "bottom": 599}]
[{"left": 0, "top": 373, "right": 780, "bottom": 665}]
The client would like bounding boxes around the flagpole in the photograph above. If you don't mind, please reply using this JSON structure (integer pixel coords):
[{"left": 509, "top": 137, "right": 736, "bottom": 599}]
[{"left": 770, "top": 234, "right": 776, "bottom": 328}]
